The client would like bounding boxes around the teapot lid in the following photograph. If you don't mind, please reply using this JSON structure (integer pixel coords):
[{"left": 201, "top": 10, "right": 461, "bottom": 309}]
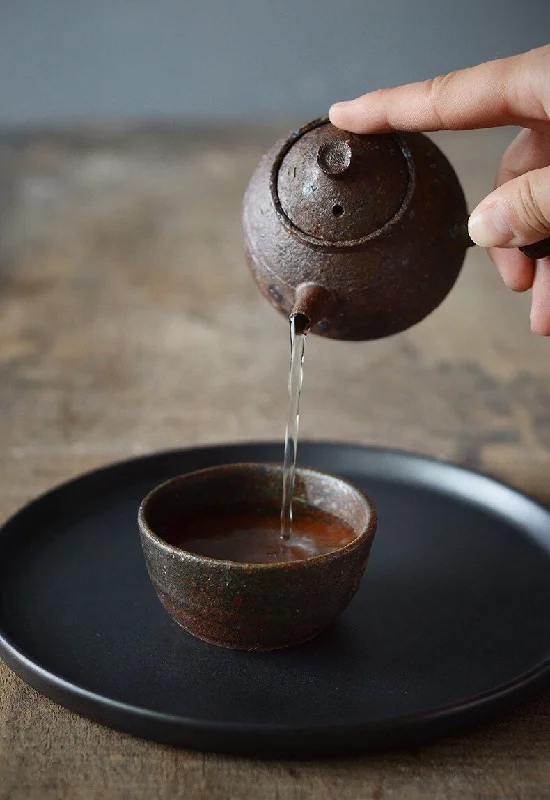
[{"left": 271, "top": 117, "right": 414, "bottom": 248}]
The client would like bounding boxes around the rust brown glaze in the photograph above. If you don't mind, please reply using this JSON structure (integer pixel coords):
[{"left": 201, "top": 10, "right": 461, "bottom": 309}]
[
  {"left": 243, "top": 116, "right": 471, "bottom": 341},
  {"left": 138, "top": 463, "right": 377, "bottom": 651}
]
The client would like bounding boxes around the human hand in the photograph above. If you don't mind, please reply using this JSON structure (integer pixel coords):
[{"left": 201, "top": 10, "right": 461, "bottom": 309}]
[{"left": 329, "top": 45, "right": 550, "bottom": 334}]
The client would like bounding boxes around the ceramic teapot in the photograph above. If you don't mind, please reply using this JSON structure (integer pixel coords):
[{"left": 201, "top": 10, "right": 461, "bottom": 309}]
[{"left": 243, "top": 117, "right": 550, "bottom": 340}]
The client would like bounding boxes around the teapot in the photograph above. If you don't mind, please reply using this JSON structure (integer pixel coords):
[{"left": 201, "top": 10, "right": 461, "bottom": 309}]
[{"left": 243, "top": 116, "right": 550, "bottom": 340}]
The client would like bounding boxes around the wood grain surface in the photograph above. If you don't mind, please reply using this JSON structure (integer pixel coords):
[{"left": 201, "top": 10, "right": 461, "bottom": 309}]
[{"left": 1, "top": 123, "right": 550, "bottom": 799}]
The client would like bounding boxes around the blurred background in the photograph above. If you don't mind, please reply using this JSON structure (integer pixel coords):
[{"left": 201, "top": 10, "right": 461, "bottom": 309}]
[
  {"left": 1, "top": 0, "right": 550, "bottom": 125},
  {"left": 2, "top": 0, "right": 550, "bottom": 503}
]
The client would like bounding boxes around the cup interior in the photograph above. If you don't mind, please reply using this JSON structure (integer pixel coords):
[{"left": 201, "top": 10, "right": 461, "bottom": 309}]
[{"left": 139, "top": 463, "right": 373, "bottom": 552}]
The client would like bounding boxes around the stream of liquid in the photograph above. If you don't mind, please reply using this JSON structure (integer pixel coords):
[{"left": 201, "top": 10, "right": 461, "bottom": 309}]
[
  {"left": 281, "top": 313, "right": 309, "bottom": 540},
  {"left": 160, "top": 312, "right": 358, "bottom": 563}
]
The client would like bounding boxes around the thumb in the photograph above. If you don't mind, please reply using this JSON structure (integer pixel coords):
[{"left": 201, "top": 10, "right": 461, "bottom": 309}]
[{"left": 469, "top": 165, "right": 550, "bottom": 249}]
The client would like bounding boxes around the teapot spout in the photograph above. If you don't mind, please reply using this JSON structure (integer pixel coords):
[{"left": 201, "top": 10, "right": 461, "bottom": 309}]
[{"left": 290, "top": 283, "right": 335, "bottom": 332}]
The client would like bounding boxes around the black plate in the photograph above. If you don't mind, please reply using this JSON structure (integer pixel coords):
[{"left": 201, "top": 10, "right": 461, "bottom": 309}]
[{"left": 1, "top": 442, "right": 550, "bottom": 758}]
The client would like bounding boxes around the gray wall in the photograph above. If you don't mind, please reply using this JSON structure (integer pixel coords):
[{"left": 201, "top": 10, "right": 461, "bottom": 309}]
[{"left": 1, "top": 0, "right": 549, "bottom": 125}]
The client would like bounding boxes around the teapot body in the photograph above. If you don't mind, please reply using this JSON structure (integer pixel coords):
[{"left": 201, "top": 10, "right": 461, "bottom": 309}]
[{"left": 243, "top": 118, "right": 470, "bottom": 341}]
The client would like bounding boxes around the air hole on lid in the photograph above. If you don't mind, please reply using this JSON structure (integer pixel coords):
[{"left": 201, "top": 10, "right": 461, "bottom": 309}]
[{"left": 332, "top": 204, "right": 344, "bottom": 217}]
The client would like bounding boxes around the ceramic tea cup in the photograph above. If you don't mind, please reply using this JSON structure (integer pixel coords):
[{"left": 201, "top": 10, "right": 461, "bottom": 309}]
[{"left": 138, "top": 463, "right": 377, "bottom": 651}]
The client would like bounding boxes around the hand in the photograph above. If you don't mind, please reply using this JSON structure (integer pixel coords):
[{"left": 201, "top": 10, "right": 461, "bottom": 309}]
[{"left": 329, "top": 45, "right": 550, "bottom": 335}]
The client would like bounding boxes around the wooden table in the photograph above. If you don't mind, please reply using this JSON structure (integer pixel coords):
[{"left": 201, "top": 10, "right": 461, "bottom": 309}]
[{"left": 1, "top": 123, "right": 550, "bottom": 799}]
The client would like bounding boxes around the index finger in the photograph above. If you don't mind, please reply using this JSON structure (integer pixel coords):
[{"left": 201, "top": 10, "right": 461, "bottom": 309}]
[{"left": 329, "top": 45, "right": 550, "bottom": 134}]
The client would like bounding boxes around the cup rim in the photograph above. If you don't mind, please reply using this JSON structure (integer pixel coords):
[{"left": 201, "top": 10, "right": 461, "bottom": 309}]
[{"left": 138, "top": 462, "right": 377, "bottom": 570}]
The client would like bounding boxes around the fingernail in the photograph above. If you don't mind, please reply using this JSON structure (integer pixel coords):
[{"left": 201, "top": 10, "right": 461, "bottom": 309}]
[
  {"left": 330, "top": 101, "right": 352, "bottom": 111},
  {"left": 329, "top": 101, "right": 352, "bottom": 118},
  {"left": 468, "top": 204, "right": 514, "bottom": 248}
]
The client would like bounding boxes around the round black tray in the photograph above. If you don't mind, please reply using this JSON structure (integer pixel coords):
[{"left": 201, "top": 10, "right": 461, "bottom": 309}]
[{"left": 1, "top": 442, "right": 550, "bottom": 758}]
